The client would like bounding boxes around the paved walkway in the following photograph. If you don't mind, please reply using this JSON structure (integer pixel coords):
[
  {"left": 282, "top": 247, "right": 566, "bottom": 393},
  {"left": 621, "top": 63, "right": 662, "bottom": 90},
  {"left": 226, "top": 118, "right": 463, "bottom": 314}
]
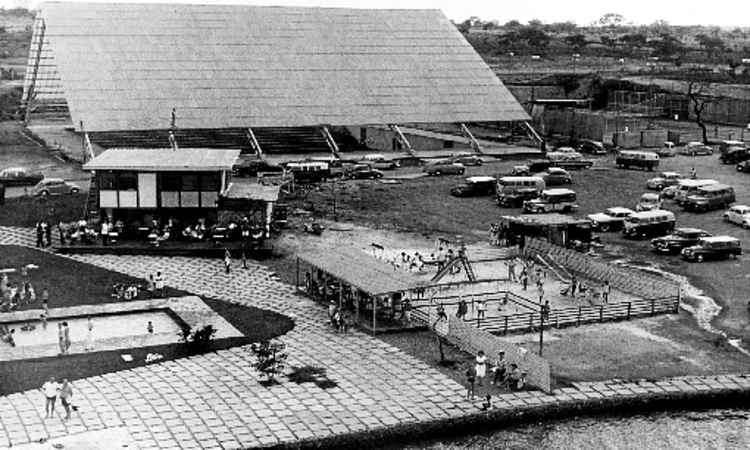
[{"left": 1, "top": 226, "right": 749, "bottom": 450}]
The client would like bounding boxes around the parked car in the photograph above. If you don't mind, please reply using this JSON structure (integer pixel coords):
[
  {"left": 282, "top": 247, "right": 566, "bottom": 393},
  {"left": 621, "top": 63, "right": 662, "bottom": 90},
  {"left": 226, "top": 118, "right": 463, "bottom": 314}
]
[
  {"left": 723, "top": 204, "right": 750, "bottom": 228},
  {"left": 651, "top": 228, "right": 712, "bottom": 254},
  {"left": 737, "top": 160, "right": 750, "bottom": 173},
  {"left": 552, "top": 147, "right": 579, "bottom": 154},
  {"left": 680, "top": 142, "right": 713, "bottom": 156},
  {"left": 523, "top": 188, "right": 578, "bottom": 214},
  {"left": 423, "top": 160, "right": 465, "bottom": 176},
  {"left": 587, "top": 207, "right": 634, "bottom": 232},
  {"left": 636, "top": 193, "right": 663, "bottom": 212},
  {"left": 718, "top": 140, "right": 746, "bottom": 156},
  {"left": 450, "top": 176, "right": 496, "bottom": 197},
  {"left": 661, "top": 185, "right": 680, "bottom": 199},
  {"left": 286, "top": 161, "right": 331, "bottom": 183},
  {"left": 673, "top": 179, "right": 718, "bottom": 205},
  {"left": 683, "top": 184, "right": 735, "bottom": 212},
  {"left": 495, "top": 176, "right": 545, "bottom": 207},
  {"left": 527, "top": 160, "right": 553, "bottom": 173},
  {"left": 233, "top": 158, "right": 284, "bottom": 177},
  {"left": 577, "top": 140, "right": 607, "bottom": 155},
  {"left": 536, "top": 168, "right": 572, "bottom": 186},
  {"left": 615, "top": 151, "right": 659, "bottom": 171},
  {"left": 546, "top": 152, "right": 594, "bottom": 170},
  {"left": 720, "top": 147, "right": 750, "bottom": 164},
  {"left": 622, "top": 210, "right": 675, "bottom": 239},
  {"left": 681, "top": 236, "right": 741, "bottom": 262},
  {"left": 646, "top": 171, "right": 682, "bottom": 190},
  {"left": 450, "top": 153, "right": 483, "bottom": 166},
  {"left": 510, "top": 165, "right": 531, "bottom": 176},
  {"left": 655, "top": 141, "right": 677, "bottom": 157},
  {"left": 347, "top": 164, "right": 383, "bottom": 180},
  {"left": 361, "top": 154, "right": 399, "bottom": 170},
  {"left": 30, "top": 178, "right": 80, "bottom": 196},
  {"left": 0, "top": 167, "right": 44, "bottom": 186}
]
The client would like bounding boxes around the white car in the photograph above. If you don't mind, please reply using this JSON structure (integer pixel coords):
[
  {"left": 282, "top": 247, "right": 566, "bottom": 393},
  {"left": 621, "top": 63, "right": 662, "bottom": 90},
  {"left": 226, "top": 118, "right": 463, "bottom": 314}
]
[
  {"left": 661, "top": 185, "right": 679, "bottom": 199},
  {"left": 646, "top": 171, "right": 682, "bottom": 190},
  {"left": 723, "top": 205, "right": 750, "bottom": 228},
  {"left": 636, "top": 193, "right": 663, "bottom": 212},
  {"left": 587, "top": 207, "right": 635, "bottom": 232}
]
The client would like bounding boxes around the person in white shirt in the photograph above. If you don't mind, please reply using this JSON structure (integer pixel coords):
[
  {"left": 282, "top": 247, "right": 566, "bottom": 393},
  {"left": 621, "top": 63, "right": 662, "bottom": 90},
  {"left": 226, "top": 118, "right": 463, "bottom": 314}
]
[
  {"left": 100, "top": 221, "right": 109, "bottom": 246},
  {"left": 41, "top": 377, "right": 60, "bottom": 418}
]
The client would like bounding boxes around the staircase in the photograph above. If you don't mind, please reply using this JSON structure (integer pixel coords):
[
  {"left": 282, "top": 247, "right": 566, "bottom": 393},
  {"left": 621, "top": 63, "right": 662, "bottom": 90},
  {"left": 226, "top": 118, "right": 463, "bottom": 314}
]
[
  {"left": 83, "top": 179, "right": 100, "bottom": 222},
  {"left": 87, "top": 127, "right": 365, "bottom": 154}
]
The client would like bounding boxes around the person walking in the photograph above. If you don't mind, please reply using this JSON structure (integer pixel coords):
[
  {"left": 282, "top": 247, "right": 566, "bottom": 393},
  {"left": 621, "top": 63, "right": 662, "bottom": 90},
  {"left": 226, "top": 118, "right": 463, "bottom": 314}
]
[
  {"left": 147, "top": 321, "right": 154, "bottom": 334},
  {"left": 35, "top": 221, "right": 44, "bottom": 248},
  {"left": 62, "top": 321, "right": 71, "bottom": 354},
  {"left": 85, "top": 316, "right": 94, "bottom": 351},
  {"left": 537, "top": 280, "right": 545, "bottom": 304},
  {"left": 154, "top": 272, "right": 165, "bottom": 297},
  {"left": 507, "top": 258, "right": 517, "bottom": 282},
  {"left": 223, "top": 248, "right": 231, "bottom": 274},
  {"left": 465, "top": 365, "right": 476, "bottom": 400},
  {"left": 59, "top": 379, "right": 74, "bottom": 420},
  {"left": 146, "top": 274, "right": 155, "bottom": 298},
  {"left": 57, "top": 322, "right": 65, "bottom": 355},
  {"left": 570, "top": 275, "right": 578, "bottom": 298},
  {"left": 520, "top": 268, "right": 529, "bottom": 290},
  {"left": 602, "top": 281, "right": 611, "bottom": 304},
  {"left": 491, "top": 351, "right": 507, "bottom": 385},
  {"left": 44, "top": 220, "right": 52, "bottom": 247},
  {"left": 456, "top": 298, "right": 468, "bottom": 319},
  {"left": 42, "top": 377, "right": 59, "bottom": 419},
  {"left": 476, "top": 300, "right": 487, "bottom": 320},
  {"left": 475, "top": 351, "right": 488, "bottom": 386}
]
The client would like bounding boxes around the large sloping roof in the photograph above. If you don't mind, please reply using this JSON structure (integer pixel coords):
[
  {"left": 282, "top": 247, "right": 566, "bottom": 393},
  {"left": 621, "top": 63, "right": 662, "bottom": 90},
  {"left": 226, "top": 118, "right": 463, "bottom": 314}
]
[
  {"left": 39, "top": 2, "right": 529, "bottom": 132},
  {"left": 83, "top": 148, "right": 240, "bottom": 171},
  {"left": 297, "top": 246, "right": 427, "bottom": 296}
]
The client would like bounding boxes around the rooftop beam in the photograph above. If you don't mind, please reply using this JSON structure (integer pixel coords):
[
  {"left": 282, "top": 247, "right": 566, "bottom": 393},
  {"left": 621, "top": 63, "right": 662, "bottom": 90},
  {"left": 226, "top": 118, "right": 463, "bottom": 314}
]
[
  {"left": 459, "top": 123, "right": 483, "bottom": 155},
  {"left": 320, "top": 126, "right": 340, "bottom": 159},
  {"left": 388, "top": 124, "right": 416, "bottom": 157},
  {"left": 246, "top": 128, "right": 263, "bottom": 158}
]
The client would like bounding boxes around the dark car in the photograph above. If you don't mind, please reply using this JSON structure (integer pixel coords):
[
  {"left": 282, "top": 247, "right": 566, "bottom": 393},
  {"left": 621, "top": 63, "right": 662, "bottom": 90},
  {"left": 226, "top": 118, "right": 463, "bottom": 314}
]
[
  {"left": 737, "top": 160, "right": 750, "bottom": 173},
  {"left": 681, "top": 236, "right": 741, "bottom": 262},
  {"left": 536, "top": 168, "right": 572, "bottom": 186},
  {"left": 450, "top": 176, "right": 496, "bottom": 197},
  {"left": 423, "top": 160, "right": 465, "bottom": 176},
  {"left": 0, "top": 167, "right": 44, "bottom": 187},
  {"left": 347, "top": 164, "right": 383, "bottom": 180},
  {"left": 720, "top": 147, "right": 750, "bottom": 164},
  {"left": 450, "top": 153, "right": 483, "bottom": 166},
  {"left": 527, "top": 160, "right": 552, "bottom": 173},
  {"left": 651, "top": 227, "right": 712, "bottom": 254},
  {"left": 577, "top": 140, "right": 607, "bottom": 155},
  {"left": 232, "top": 158, "right": 284, "bottom": 177}
]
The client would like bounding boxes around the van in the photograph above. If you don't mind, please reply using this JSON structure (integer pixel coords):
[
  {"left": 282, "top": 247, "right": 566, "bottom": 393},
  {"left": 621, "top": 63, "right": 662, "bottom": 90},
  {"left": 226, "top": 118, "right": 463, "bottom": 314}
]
[
  {"left": 522, "top": 188, "right": 577, "bottom": 214},
  {"left": 719, "top": 140, "right": 746, "bottom": 156},
  {"left": 495, "top": 176, "right": 545, "bottom": 207},
  {"left": 622, "top": 209, "right": 676, "bottom": 239},
  {"left": 673, "top": 179, "right": 718, "bottom": 205},
  {"left": 720, "top": 147, "right": 750, "bottom": 164},
  {"left": 285, "top": 161, "right": 331, "bottom": 183},
  {"left": 451, "top": 176, "right": 497, "bottom": 197},
  {"left": 683, "top": 184, "right": 735, "bottom": 212},
  {"left": 615, "top": 151, "right": 659, "bottom": 171}
]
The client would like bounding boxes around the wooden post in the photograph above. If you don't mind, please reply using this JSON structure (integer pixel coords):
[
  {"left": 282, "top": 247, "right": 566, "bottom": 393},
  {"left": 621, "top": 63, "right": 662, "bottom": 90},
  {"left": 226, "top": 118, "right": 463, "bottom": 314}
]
[
  {"left": 372, "top": 297, "right": 377, "bottom": 334},
  {"left": 627, "top": 302, "right": 631, "bottom": 320},
  {"left": 295, "top": 257, "right": 300, "bottom": 290}
]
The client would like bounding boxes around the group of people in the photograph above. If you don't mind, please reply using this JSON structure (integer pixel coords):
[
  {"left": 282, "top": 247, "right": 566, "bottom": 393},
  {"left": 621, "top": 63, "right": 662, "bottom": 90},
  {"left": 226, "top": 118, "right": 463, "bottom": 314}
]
[
  {"left": 561, "top": 275, "right": 611, "bottom": 305},
  {"left": 41, "top": 377, "right": 75, "bottom": 420},
  {"left": 327, "top": 300, "right": 349, "bottom": 333},
  {"left": 1, "top": 271, "right": 47, "bottom": 313},
  {"left": 465, "top": 350, "right": 528, "bottom": 401},
  {"left": 35, "top": 220, "right": 53, "bottom": 248}
]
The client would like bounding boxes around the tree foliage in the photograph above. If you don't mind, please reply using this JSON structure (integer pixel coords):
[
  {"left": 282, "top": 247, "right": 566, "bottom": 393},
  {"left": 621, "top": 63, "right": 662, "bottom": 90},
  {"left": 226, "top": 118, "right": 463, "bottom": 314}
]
[
  {"left": 564, "top": 33, "right": 587, "bottom": 50},
  {"left": 250, "top": 341, "right": 288, "bottom": 384}
]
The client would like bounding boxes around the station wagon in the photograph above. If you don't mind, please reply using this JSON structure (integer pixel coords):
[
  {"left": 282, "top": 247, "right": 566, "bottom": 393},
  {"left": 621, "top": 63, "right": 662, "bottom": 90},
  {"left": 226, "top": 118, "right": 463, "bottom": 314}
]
[
  {"left": 682, "top": 236, "right": 741, "bottom": 262},
  {"left": 622, "top": 210, "right": 675, "bottom": 239}
]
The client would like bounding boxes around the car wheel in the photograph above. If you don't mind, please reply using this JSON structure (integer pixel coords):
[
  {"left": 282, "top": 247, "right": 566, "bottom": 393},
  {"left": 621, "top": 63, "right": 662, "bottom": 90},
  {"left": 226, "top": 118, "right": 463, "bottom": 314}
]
[
  {"left": 459, "top": 169, "right": 465, "bottom": 175},
  {"left": 657, "top": 184, "right": 663, "bottom": 190},
  {"left": 40, "top": 190, "right": 49, "bottom": 197},
  {"left": 70, "top": 188, "right": 79, "bottom": 194},
  {"left": 600, "top": 223, "right": 610, "bottom": 232},
  {"left": 696, "top": 255, "right": 703, "bottom": 263},
  {"left": 435, "top": 170, "right": 441, "bottom": 175}
]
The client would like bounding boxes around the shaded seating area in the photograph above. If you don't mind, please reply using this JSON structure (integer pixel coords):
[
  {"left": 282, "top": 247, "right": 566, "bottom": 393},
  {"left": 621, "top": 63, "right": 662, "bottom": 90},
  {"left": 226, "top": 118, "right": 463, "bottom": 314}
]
[{"left": 296, "top": 247, "right": 432, "bottom": 333}]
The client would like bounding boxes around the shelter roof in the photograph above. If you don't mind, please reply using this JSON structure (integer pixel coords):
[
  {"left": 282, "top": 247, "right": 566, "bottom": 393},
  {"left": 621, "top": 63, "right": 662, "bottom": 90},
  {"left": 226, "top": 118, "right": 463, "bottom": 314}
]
[
  {"left": 39, "top": 2, "right": 529, "bottom": 132},
  {"left": 83, "top": 148, "right": 240, "bottom": 171},
  {"left": 297, "top": 246, "right": 427, "bottom": 296},
  {"left": 223, "top": 181, "right": 281, "bottom": 202},
  {"left": 501, "top": 213, "right": 590, "bottom": 226}
]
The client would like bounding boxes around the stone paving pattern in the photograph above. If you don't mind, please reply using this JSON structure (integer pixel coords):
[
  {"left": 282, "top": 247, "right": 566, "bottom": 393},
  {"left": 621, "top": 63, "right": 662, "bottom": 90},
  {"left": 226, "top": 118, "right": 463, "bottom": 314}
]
[{"left": 0, "top": 226, "right": 748, "bottom": 450}]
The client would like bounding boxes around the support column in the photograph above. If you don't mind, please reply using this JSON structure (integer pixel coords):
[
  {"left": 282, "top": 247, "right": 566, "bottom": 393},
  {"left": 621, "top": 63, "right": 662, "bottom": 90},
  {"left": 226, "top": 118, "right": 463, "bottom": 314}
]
[
  {"left": 246, "top": 128, "right": 263, "bottom": 158},
  {"left": 320, "top": 126, "right": 341, "bottom": 159},
  {"left": 23, "top": 18, "right": 46, "bottom": 125},
  {"left": 388, "top": 124, "right": 416, "bottom": 157},
  {"left": 459, "top": 123, "right": 484, "bottom": 154}
]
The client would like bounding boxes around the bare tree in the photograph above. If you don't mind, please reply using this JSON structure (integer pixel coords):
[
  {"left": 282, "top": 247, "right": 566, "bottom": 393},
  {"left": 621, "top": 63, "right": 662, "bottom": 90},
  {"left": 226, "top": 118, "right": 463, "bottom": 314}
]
[{"left": 686, "top": 77, "right": 717, "bottom": 144}]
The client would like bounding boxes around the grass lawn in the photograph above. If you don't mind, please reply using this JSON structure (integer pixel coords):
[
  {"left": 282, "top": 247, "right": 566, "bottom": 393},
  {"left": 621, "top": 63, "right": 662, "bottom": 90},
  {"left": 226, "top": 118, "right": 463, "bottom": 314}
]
[
  {"left": 0, "top": 193, "right": 88, "bottom": 228},
  {"left": 0, "top": 245, "right": 294, "bottom": 395}
]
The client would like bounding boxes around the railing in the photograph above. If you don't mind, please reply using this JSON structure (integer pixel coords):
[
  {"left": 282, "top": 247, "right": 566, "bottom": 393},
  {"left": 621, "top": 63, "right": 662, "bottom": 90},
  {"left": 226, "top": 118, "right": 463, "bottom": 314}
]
[{"left": 472, "top": 295, "right": 679, "bottom": 335}]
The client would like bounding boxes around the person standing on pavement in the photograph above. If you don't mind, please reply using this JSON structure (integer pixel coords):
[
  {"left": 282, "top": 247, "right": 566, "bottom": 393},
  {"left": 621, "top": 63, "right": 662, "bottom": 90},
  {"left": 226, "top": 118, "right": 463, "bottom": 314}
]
[
  {"left": 85, "top": 316, "right": 94, "bottom": 351},
  {"left": 57, "top": 322, "right": 65, "bottom": 355},
  {"left": 507, "top": 258, "right": 517, "bottom": 282},
  {"left": 42, "top": 377, "right": 59, "bottom": 419},
  {"left": 59, "top": 379, "right": 74, "bottom": 420},
  {"left": 62, "top": 321, "right": 71, "bottom": 354},
  {"left": 602, "top": 281, "right": 611, "bottom": 304},
  {"left": 456, "top": 298, "right": 468, "bottom": 319},
  {"left": 154, "top": 271, "right": 164, "bottom": 297},
  {"left": 465, "top": 365, "right": 476, "bottom": 400},
  {"left": 35, "top": 221, "right": 44, "bottom": 248},
  {"left": 223, "top": 248, "right": 231, "bottom": 274},
  {"left": 474, "top": 350, "right": 488, "bottom": 386},
  {"left": 476, "top": 300, "right": 487, "bottom": 319}
]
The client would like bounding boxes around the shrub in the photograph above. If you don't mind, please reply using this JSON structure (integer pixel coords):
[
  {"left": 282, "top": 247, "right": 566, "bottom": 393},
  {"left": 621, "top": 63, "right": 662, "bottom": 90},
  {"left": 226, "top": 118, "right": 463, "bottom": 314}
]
[
  {"left": 250, "top": 340, "right": 288, "bottom": 385},
  {"left": 178, "top": 324, "right": 217, "bottom": 353}
]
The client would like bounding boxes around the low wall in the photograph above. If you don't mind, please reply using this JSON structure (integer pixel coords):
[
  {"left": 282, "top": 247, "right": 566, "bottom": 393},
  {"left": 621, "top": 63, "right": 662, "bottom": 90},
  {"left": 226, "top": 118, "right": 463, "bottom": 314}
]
[
  {"left": 444, "top": 315, "right": 551, "bottom": 393},
  {"left": 524, "top": 238, "right": 680, "bottom": 301}
]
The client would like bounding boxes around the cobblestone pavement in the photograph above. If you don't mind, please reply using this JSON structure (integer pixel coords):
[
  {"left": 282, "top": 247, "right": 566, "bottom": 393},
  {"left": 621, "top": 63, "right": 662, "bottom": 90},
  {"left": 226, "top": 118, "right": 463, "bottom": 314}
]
[
  {"left": 1, "top": 226, "right": 749, "bottom": 450},
  {"left": 0, "top": 227, "right": 474, "bottom": 449}
]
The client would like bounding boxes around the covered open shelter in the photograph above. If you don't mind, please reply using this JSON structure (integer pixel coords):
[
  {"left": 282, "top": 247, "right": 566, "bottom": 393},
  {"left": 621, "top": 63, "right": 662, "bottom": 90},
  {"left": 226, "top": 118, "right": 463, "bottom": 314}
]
[
  {"left": 296, "top": 246, "right": 431, "bottom": 333},
  {"left": 501, "top": 214, "right": 593, "bottom": 249}
]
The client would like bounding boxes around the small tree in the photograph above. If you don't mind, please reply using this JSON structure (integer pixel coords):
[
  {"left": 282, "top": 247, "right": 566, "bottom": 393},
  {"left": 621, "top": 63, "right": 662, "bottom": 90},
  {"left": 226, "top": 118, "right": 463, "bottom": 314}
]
[
  {"left": 686, "top": 77, "right": 718, "bottom": 144},
  {"left": 178, "top": 324, "right": 217, "bottom": 353},
  {"left": 250, "top": 341, "right": 288, "bottom": 384}
]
